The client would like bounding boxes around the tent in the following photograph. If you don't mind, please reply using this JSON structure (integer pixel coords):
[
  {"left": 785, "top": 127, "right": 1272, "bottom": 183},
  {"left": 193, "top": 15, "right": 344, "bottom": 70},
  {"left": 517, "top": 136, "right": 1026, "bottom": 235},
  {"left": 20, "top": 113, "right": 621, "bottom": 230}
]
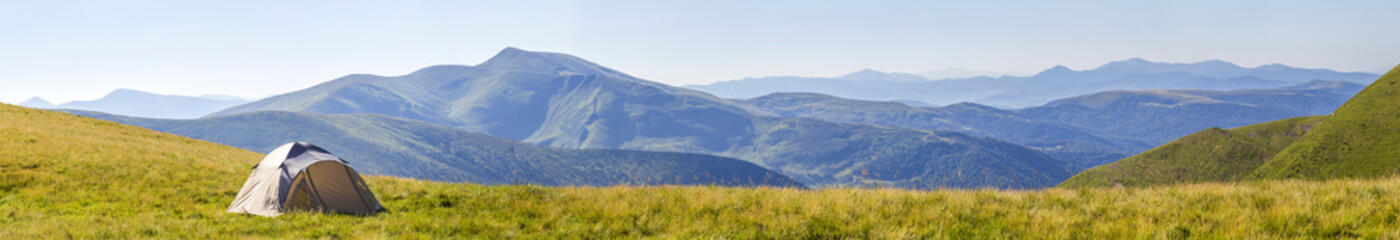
[{"left": 227, "top": 142, "right": 382, "bottom": 217}]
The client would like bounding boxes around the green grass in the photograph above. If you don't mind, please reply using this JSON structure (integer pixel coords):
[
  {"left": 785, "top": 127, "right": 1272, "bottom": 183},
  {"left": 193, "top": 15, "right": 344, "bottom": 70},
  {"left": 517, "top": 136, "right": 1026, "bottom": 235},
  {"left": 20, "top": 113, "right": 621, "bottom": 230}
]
[
  {"left": 1059, "top": 116, "right": 1327, "bottom": 188},
  {"left": 6, "top": 103, "right": 1400, "bottom": 238},
  {"left": 1251, "top": 65, "right": 1400, "bottom": 179},
  {"left": 1061, "top": 64, "right": 1400, "bottom": 188}
]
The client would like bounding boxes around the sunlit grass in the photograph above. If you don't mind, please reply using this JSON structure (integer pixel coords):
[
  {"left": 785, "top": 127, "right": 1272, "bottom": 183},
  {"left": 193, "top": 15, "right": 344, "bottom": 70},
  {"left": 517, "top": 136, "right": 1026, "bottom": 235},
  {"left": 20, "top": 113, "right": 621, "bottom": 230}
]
[{"left": 4, "top": 103, "right": 1400, "bottom": 238}]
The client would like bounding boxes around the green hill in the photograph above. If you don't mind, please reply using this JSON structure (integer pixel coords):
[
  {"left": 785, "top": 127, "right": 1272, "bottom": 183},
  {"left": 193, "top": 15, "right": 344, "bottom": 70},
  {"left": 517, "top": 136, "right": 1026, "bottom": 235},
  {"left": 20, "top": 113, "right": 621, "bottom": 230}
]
[
  {"left": 67, "top": 110, "right": 804, "bottom": 188},
  {"left": 1060, "top": 116, "right": 1327, "bottom": 188},
  {"left": 1060, "top": 65, "right": 1398, "bottom": 188},
  {"left": 206, "top": 47, "right": 1072, "bottom": 189},
  {"left": 735, "top": 80, "right": 1359, "bottom": 171},
  {"left": 1250, "top": 66, "right": 1400, "bottom": 179},
  {"left": 8, "top": 103, "right": 1400, "bottom": 238}
]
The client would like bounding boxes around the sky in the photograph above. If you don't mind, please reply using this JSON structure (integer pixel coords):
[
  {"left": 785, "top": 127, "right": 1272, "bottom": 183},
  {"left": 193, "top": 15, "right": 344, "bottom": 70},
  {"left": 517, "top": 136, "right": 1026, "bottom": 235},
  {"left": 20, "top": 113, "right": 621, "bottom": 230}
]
[{"left": 3, "top": 0, "right": 1399, "bottom": 104}]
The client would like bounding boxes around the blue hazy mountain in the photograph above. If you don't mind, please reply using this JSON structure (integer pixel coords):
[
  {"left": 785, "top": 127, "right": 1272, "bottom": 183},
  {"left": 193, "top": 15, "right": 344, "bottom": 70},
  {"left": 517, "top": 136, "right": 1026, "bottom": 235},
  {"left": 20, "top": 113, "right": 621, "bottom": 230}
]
[
  {"left": 67, "top": 110, "right": 805, "bottom": 188},
  {"left": 1017, "top": 80, "right": 1364, "bottom": 146},
  {"left": 734, "top": 80, "right": 1363, "bottom": 170},
  {"left": 687, "top": 58, "right": 1378, "bottom": 108},
  {"left": 685, "top": 69, "right": 1018, "bottom": 106},
  {"left": 211, "top": 47, "right": 1073, "bottom": 189},
  {"left": 736, "top": 92, "right": 1147, "bottom": 170},
  {"left": 978, "top": 59, "right": 1377, "bottom": 107},
  {"left": 32, "top": 89, "right": 250, "bottom": 119},
  {"left": 918, "top": 68, "right": 1028, "bottom": 80},
  {"left": 19, "top": 97, "right": 56, "bottom": 108}
]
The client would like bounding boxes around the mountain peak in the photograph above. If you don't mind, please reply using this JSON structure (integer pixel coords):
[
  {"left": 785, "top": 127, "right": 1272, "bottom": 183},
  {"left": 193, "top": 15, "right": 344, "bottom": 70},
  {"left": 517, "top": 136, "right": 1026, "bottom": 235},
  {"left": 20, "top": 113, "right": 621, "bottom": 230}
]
[
  {"left": 1095, "top": 58, "right": 1162, "bottom": 70},
  {"left": 99, "top": 88, "right": 162, "bottom": 101},
  {"left": 477, "top": 47, "right": 635, "bottom": 80},
  {"left": 838, "top": 68, "right": 886, "bottom": 78},
  {"left": 19, "top": 97, "right": 55, "bottom": 108},
  {"left": 1121, "top": 57, "right": 1151, "bottom": 64},
  {"left": 1033, "top": 65, "right": 1075, "bottom": 77},
  {"left": 111, "top": 88, "right": 144, "bottom": 94},
  {"left": 838, "top": 69, "right": 929, "bottom": 82},
  {"left": 852, "top": 68, "right": 882, "bottom": 74},
  {"left": 1191, "top": 59, "right": 1242, "bottom": 69},
  {"left": 1255, "top": 63, "right": 1293, "bottom": 70}
]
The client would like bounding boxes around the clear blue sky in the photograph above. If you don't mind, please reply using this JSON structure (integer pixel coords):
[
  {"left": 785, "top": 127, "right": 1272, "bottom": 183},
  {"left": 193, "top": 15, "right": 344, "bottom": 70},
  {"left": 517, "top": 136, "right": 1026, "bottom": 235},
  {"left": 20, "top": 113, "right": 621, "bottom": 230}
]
[{"left": 3, "top": 0, "right": 1398, "bottom": 104}]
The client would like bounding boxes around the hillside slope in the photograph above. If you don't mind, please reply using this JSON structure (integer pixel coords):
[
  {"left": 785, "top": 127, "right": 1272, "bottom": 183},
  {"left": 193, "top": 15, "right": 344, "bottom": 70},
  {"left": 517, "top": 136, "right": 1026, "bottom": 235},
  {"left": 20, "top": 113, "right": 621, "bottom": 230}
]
[
  {"left": 0, "top": 103, "right": 268, "bottom": 237},
  {"left": 1059, "top": 65, "right": 1398, "bottom": 188},
  {"left": 208, "top": 47, "right": 1072, "bottom": 189},
  {"left": 5, "top": 103, "right": 1400, "bottom": 238},
  {"left": 69, "top": 110, "right": 804, "bottom": 188},
  {"left": 1059, "top": 116, "right": 1327, "bottom": 188},
  {"left": 1251, "top": 66, "right": 1400, "bottom": 179}
]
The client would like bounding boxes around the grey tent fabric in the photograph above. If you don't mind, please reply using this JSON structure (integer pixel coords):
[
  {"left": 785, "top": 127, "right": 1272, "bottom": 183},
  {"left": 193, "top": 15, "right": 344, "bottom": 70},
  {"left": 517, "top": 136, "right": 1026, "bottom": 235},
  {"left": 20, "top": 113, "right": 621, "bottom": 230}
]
[{"left": 227, "top": 142, "right": 382, "bottom": 217}]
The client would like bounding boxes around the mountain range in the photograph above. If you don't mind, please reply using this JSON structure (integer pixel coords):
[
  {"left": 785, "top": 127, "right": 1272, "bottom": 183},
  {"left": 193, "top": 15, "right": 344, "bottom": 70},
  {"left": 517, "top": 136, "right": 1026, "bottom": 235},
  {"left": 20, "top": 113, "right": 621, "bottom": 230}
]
[
  {"left": 67, "top": 109, "right": 805, "bottom": 188},
  {"left": 35, "top": 47, "right": 1379, "bottom": 190},
  {"left": 22, "top": 89, "right": 250, "bottom": 119},
  {"left": 684, "top": 69, "right": 1015, "bottom": 106},
  {"left": 731, "top": 79, "right": 1362, "bottom": 170},
  {"left": 918, "top": 68, "right": 1027, "bottom": 80},
  {"left": 1061, "top": 65, "right": 1399, "bottom": 188},
  {"left": 687, "top": 58, "right": 1378, "bottom": 107},
  {"left": 13, "top": 96, "right": 1400, "bottom": 238},
  {"left": 1018, "top": 79, "right": 1364, "bottom": 146},
  {"left": 734, "top": 92, "right": 1146, "bottom": 171},
  {"left": 206, "top": 47, "right": 1074, "bottom": 189}
]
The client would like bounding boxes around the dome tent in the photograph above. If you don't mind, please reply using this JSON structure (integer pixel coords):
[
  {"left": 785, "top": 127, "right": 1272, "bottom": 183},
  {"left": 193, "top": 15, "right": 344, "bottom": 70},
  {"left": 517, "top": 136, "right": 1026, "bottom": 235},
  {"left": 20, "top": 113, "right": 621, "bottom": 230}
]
[{"left": 227, "top": 142, "right": 382, "bottom": 217}]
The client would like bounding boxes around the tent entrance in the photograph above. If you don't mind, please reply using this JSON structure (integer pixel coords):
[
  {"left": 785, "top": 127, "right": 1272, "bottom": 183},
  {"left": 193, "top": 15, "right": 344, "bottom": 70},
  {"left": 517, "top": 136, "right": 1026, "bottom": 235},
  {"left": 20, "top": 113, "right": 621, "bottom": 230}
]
[{"left": 282, "top": 161, "right": 378, "bottom": 214}]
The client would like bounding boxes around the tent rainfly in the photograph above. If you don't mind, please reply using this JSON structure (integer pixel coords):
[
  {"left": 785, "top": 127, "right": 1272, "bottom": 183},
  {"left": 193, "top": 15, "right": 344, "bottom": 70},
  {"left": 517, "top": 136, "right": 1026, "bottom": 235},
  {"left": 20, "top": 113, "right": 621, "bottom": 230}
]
[{"left": 227, "top": 142, "right": 382, "bottom": 217}]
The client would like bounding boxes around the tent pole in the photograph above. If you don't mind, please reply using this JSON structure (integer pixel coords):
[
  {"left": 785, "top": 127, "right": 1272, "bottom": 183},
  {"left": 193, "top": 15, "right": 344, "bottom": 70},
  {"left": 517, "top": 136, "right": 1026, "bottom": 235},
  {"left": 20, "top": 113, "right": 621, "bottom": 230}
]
[
  {"left": 304, "top": 168, "right": 328, "bottom": 212},
  {"left": 342, "top": 165, "right": 374, "bottom": 212}
]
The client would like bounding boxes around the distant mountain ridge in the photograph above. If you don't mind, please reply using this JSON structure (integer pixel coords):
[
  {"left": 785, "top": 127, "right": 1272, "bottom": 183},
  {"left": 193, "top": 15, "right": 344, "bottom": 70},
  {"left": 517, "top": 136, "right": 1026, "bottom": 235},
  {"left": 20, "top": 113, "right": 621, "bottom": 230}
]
[
  {"left": 978, "top": 59, "right": 1375, "bottom": 107},
  {"left": 735, "top": 92, "right": 1148, "bottom": 171},
  {"left": 687, "top": 58, "right": 1378, "bottom": 107},
  {"left": 685, "top": 70, "right": 1012, "bottom": 106},
  {"left": 210, "top": 47, "right": 1074, "bottom": 189},
  {"left": 19, "top": 97, "right": 55, "bottom": 108},
  {"left": 919, "top": 68, "right": 1027, "bottom": 80},
  {"left": 1019, "top": 80, "right": 1364, "bottom": 146},
  {"left": 25, "top": 89, "right": 250, "bottom": 119},
  {"left": 733, "top": 80, "right": 1362, "bottom": 171},
  {"left": 1061, "top": 65, "right": 1399, "bottom": 188},
  {"left": 70, "top": 110, "right": 805, "bottom": 188}
]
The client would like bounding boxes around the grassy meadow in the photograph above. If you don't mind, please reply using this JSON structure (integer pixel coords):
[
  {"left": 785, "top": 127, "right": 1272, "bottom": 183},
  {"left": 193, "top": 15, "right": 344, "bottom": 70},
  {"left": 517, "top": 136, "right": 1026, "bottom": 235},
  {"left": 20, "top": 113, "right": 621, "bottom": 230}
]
[{"left": 5, "top": 103, "right": 1400, "bottom": 238}]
